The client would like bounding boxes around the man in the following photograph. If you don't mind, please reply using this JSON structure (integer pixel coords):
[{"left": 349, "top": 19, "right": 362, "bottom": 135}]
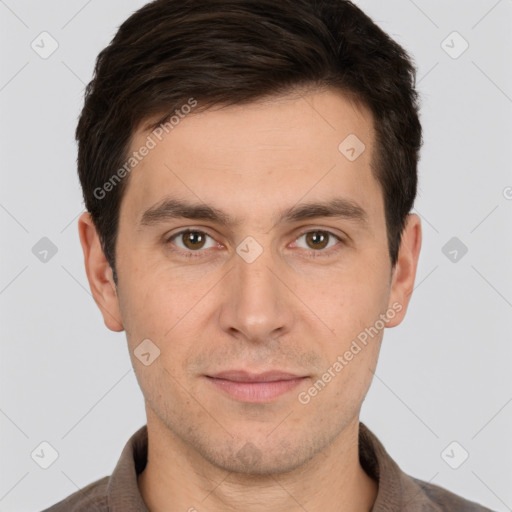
[{"left": 43, "top": 0, "right": 494, "bottom": 510}]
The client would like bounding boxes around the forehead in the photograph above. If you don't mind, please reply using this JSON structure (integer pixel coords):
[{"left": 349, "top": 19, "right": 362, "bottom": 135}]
[{"left": 120, "top": 88, "right": 382, "bottom": 228}]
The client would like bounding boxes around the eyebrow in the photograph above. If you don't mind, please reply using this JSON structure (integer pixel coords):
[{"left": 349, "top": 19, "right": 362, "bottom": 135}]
[{"left": 138, "top": 196, "right": 369, "bottom": 230}]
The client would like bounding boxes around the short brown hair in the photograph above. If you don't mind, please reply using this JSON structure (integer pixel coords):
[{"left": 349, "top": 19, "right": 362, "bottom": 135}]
[{"left": 76, "top": 0, "right": 422, "bottom": 285}]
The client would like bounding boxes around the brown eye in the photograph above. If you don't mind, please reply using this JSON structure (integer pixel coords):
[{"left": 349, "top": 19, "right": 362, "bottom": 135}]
[
  {"left": 305, "top": 231, "right": 330, "bottom": 250},
  {"left": 294, "top": 230, "right": 341, "bottom": 254},
  {"left": 169, "top": 230, "right": 216, "bottom": 252},
  {"left": 182, "top": 231, "right": 206, "bottom": 250}
]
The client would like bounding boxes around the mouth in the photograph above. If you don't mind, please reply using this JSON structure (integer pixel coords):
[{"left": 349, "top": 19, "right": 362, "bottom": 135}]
[{"left": 205, "top": 370, "right": 309, "bottom": 403}]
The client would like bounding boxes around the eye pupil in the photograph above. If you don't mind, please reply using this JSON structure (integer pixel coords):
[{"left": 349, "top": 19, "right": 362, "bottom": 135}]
[
  {"left": 306, "top": 231, "right": 329, "bottom": 250},
  {"left": 183, "top": 231, "right": 205, "bottom": 249}
]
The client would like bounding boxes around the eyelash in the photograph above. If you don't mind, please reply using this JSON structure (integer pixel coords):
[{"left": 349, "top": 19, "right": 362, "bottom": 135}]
[{"left": 165, "top": 229, "right": 344, "bottom": 259}]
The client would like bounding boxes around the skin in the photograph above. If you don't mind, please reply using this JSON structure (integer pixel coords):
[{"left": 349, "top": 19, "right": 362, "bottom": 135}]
[{"left": 78, "top": 86, "right": 421, "bottom": 512}]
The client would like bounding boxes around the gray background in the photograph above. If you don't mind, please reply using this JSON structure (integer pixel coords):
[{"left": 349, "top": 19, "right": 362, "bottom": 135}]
[{"left": 1, "top": 0, "right": 511, "bottom": 511}]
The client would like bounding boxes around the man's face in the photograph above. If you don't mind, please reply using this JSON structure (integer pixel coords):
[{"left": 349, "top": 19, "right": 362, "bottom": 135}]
[{"left": 95, "top": 88, "right": 413, "bottom": 474}]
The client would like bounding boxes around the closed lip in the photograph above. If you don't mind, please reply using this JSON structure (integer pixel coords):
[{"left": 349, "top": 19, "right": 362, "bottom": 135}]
[{"left": 206, "top": 370, "right": 307, "bottom": 383}]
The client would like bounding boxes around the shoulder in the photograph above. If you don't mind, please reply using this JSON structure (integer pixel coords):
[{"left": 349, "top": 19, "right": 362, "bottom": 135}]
[
  {"left": 40, "top": 475, "right": 109, "bottom": 512},
  {"left": 358, "top": 422, "right": 495, "bottom": 512},
  {"left": 410, "top": 476, "right": 496, "bottom": 512}
]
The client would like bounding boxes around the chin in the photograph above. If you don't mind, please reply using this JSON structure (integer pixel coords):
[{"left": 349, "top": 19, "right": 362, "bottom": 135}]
[{"left": 194, "top": 432, "right": 329, "bottom": 476}]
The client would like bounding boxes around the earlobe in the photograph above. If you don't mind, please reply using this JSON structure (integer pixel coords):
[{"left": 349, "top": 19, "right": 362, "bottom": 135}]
[
  {"left": 78, "top": 212, "right": 124, "bottom": 332},
  {"left": 386, "top": 213, "right": 422, "bottom": 328}
]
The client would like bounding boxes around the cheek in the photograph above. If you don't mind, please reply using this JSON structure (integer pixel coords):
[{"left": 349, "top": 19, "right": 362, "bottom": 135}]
[
  {"left": 118, "top": 250, "right": 179, "bottom": 318},
  {"left": 119, "top": 268, "right": 212, "bottom": 371},
  {"left": 303, "top": 263, "right": 388, "bottom": 336}
]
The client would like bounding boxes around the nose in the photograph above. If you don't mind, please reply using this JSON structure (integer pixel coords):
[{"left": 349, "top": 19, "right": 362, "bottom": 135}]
[{"left": 218, "top": 244, "right": 295, "bottom": 344}]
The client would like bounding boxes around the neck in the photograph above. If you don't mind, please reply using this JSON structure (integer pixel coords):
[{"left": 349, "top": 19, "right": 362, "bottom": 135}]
[{"left": 137, "top": 410, "right": 378, "bottom": 512}]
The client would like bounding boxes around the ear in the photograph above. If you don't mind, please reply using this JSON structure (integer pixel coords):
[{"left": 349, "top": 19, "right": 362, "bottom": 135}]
[
  {"left": 78, "top": 212, "right": 124, "bottom": 332},
  {"left": 386, "top": 213, "right": 422, "bottom": 328}
]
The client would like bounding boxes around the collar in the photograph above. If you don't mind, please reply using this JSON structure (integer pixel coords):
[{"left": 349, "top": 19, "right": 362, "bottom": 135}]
[{"left": 105, "top": 422, "right": 432, "bottom": 512}]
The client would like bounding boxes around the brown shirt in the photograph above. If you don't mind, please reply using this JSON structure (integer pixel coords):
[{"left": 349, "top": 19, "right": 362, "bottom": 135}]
[{"left": 41, "top": 422, "right": 494, "bottom": 512}]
